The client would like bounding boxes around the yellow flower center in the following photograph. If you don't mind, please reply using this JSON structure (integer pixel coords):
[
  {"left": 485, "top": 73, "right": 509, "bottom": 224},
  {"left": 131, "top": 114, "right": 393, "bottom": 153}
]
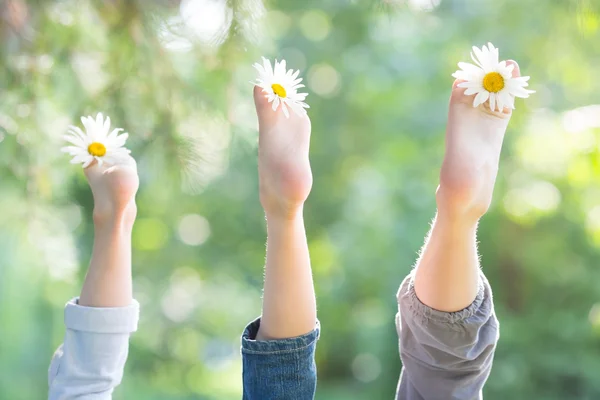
[
  {"left": 88, "top": 142, "right": 106, "bottom": 157},
  {"left": 272, "top": 83, "right": 287, "bottom": 98},
  {"left": 482, "top": 72, "right": 505, "bottom": 93}
]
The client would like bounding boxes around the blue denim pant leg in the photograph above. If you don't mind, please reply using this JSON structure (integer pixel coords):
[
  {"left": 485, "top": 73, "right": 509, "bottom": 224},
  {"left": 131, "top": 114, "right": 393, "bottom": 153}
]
[{"left": 241, "top": 317, "right": 320, "bottom": 400}]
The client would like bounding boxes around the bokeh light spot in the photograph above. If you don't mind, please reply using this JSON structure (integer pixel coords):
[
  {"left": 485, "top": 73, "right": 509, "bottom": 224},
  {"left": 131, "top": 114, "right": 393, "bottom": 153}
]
[
  {"left": 280, "top": 47, "right": 307, "bottom": 73},
  {"left": 180, "top": 0, "right": 233, "bottom": 46},
  {"left": 408, "top": 0, "right": 441, "bottom": 12},
  {"left": 265, "top": 9, "right": 291, "bottom": 39},
  {"left": 503, "top": 180, "right": 561, "bottom": 221},
  {"left": 589, "top": 303, "right": 600, "bottom": 333},
  {"left": 178, "top": 214, "right": 211, "bottom": 246},
  {"left": 309, "top": 235, "right": 337, "bottom": 276},
  {"left": 134, "top": 218, "right": 169, "bottom": 251},
  {"left": 308, "top": 64, "right": 341, "bottom": 98},
  {"left": 351, "top": 353, "right": 382, "bottom": 383},
  {"left": 299, "top": 9, "right": 331, "bottom": 42},
  {"left": 161, "top": 267, "right": 202, "bottom": 322}
]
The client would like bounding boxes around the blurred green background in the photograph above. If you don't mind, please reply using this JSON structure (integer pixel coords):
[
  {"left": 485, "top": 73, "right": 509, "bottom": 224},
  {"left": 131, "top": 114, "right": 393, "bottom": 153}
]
[{"left": 1, "top": 0, "right": 600, "bottom": 399}]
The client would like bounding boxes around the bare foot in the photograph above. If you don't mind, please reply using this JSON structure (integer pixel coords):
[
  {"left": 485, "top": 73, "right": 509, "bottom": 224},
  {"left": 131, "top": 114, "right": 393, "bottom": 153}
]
[
  {"left": 253, "top": 85, "right": 313, "bottom": 220},
  {"left": 84, "top": 156, "right": 139, "bottom": 225},
  {"left": 437, "top": 61, "right": 521, "bottom": 222}
]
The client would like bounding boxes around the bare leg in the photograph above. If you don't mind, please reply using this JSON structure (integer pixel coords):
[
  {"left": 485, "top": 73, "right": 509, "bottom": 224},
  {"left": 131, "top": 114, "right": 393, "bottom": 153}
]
[
  {"left": 414, "top": 61, "right": 521, "bottom": 312},
  {"left": 79, "top": 156, "right": 139, "bottom": 307},
  {"left": 48, "top": 155, "right": 140, "bottom": 399},
  {"left": 252, "top": 86, "right": 316, "bottom": 340}
]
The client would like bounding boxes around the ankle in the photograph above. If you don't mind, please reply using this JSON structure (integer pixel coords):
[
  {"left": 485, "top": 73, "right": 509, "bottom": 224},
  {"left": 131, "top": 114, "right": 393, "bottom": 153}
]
[
  {"left": 93, "top": 201, "right": 137, "bottom": 230},
  {"left": 264, "top": 205, "right": 304, "bottom": 224},
  {"left": 434, "top": 210, "right": 480, "bottom": 233}
]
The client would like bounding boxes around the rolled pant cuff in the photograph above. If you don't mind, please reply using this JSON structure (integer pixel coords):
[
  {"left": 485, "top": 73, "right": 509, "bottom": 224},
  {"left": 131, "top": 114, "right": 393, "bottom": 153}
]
[{"left": 241, "top": 317, "right": 320, "bottom": 355}]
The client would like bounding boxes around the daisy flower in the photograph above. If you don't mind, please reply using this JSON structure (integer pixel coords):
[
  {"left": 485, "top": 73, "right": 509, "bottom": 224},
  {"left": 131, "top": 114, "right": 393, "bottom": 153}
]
[
  {"left": 61, "top": 113, "right": 131, "bottom": 168},
  {"left": 253, "top": 57, "right": 309, "bottom": 118},
  {"left": 452, "top": 42, "right": 535, "bottom": 112}
]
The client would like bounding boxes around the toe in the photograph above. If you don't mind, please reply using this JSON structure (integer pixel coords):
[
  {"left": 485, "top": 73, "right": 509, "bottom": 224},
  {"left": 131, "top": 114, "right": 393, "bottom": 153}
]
[
  {"left": 253, "top": 85, "right": 279, "bottom": 128},
  {"left": 496, "top": 60, "right": 520, "bottom": 115},
  {"left": 253, "top": 85, "right": 269, "bottom": 109},
  {"left": 450, "top": 79, "right": 474, "bottom": 106},
  {"left": 83, "top": 159, "right": 104, "bottom": 179},
  {"left": 505, "top": 59, "right": 520, "bottom": 79}
]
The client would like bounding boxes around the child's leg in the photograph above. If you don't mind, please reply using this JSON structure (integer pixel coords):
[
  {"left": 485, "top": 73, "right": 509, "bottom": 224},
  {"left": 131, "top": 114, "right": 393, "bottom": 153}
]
[
  {"left": 79, "top": 156, "right": 139, "bottom": 307},
  {"left": 395, "top": 62, "right": 523, "bottom": 399},
  {"left": 241, "top": 87, "right": 318, "bottom": 399},
  {"left": 413, "top": 63, "right": 520, "bottom": 312},
  {"left": 254, "top": 84, "right": 316, "bottom": 340},
  {"left": 49, "top": 157, "right": 139, "bottom": 399}
]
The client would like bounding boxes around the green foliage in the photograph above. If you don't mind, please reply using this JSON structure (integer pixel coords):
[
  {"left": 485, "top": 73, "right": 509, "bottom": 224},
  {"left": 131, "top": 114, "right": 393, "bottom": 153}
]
[{"left": 1, "top": 0, "right": 599, "bottom": 399}]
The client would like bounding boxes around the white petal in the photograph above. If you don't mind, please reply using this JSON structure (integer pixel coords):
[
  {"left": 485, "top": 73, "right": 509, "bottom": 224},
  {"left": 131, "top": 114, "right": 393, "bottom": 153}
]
[
  {"left": 506, "top": 95, "right": 516, "bottom": 109},
  {"left": 258, "top": 84, "right": 271, "bottom": 94},
  {"left": 81, "top": 157, "right": 95, "bottom": 168},
  {"left": 103, "top": 115, "right": 111, "bottom": 136},
  {"left": 458, "top": 62, "right": 483, "bottom": 75},
  {"left": 86, "top": 116, "right": 101, "bottom": 141},
  {"left": 71, "top": 153, "right": 91, "bottom": 164},
  {"left": 106, "top": 144, "right": 130, "bottom": 153},
  {"left": 514, "top": 76, "right": 531, "bottom": 82},
  {"left": 292, "top": 93, "right": 308, "bottom": 101},
  {"left": 471, "top": 48, "right": 483, "bottom": 68},
  {"left": 473, "top": 90, "right": 489, "bottom": 107},
  {"left": 464, "top": 87, "right": 482, "bottom": 96},
  {"left": 108, "top": 148, "right": 131, "bottom": 157},
  {"left": 499, "top": 91, "right": 512, "bottom": 109},
  {"left": 281, "top": 102, "right": 289, "bottom": 118},
  {"left": 110, "top": 132, "right": 129, "bottom": 148},
  {"left": 452, "top": 70, "right": 472, "bottom": 80},
  {"left": 102, "top": 154, "right": 122, "bottom": 166},
  {"left": 63, "top": 134, "right": 86, "bottom": 148},
  {"left": 277, "top": 59, "right": 286, "bottom": 76},
  {"left": 504, "top": 80, "right": 525, "bottom": 90},
  {"left": 81, "top": 116, "right": 93, "bottom": 136},
  {"left": 488, "top": 42, "right": 499, "bottom": 66},
  {"left": 474, "top": 44, "right": 495, "bottom": 72},
  {"left": 489, "top": 92, "right": 496, "bottom": 111},
  {"left": 61, "top": 146, "right": 86, "bottom": 155},
  {"left": 272, "top": 96, "right": 280, "bottom": 111},
  {"left": 263, "top": 57, "right": 273, "bottom": 77},
  {"left": 510, "top": 86, "right": 533, "bottom": 98},
  {"left": 67, "top": 126, "right": 86, "bottom": 141},
  {"left": 107, "top": 128, "right": 124, "bottom": 141},
  {"left": 253, "top": 62, "right": 265, "bottom": 76},
  {"left": 288, "top": 100, "right": 307, "bottom": 116},
  {"left": 496, "top": 93, "right": 505, "bottom": 112},
  {"left": 458, "top": 81, "right": 482, "bottom": 88}
]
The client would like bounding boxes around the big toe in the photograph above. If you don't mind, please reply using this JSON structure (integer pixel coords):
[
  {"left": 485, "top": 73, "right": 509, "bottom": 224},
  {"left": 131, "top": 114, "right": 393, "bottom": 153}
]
[
  {"left": 450, "top": 79, "right": 474, "bottom": 106},
  {"left": 83, "top": 159, "right": 107, "bottom": 181},
  {"left": 253, "top": 85, "right": 279, "bottom": 128}
]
